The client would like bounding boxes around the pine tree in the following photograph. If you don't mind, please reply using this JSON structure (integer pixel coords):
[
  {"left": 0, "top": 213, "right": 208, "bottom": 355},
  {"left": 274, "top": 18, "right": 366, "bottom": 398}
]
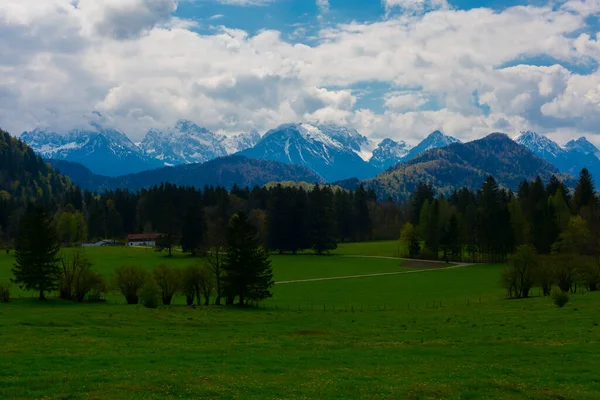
[
  {"left": 267, "top": 185, "right": 290, "bottom": 253},
  {"left": 308, "top": 185, "right": 338, "bottom": 254},
  {"left": 11, "top": 205, "right": 61, "bottom": 300},
  {"left": 180, "top": 201, "right": 206, "bottom": 256},
  {"left": 573, "top": 168, "right": 597, "bottom": 213},
  {"left": 354, "top": 185, "right": 372, "bottom": 241},
  {"left": 223, "top": 212, "right": 273, "bottom": 305},
  {"left": 155, "top": 201, "right": 181, "bottom": 257}
]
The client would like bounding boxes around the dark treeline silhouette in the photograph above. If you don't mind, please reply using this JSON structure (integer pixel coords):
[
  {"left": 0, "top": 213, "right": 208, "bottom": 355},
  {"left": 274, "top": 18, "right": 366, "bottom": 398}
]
[
  {"left": 406, "top": 170, "right": 599, "bottom": 264},
  {"left": 0, "top": 180, "right": 405, "bottom": 255}
]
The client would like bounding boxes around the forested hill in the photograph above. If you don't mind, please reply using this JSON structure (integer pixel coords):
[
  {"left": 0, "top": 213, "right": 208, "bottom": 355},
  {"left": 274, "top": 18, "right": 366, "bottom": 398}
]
[
  {"left": 0, "top": 129, "right": 72, "bottom": 203},
  {"left": 54, "top": 155, "right": 324, "bottom": 192},
  {"left": 361, "top": 133, "right": 575, "bottom": 201}
]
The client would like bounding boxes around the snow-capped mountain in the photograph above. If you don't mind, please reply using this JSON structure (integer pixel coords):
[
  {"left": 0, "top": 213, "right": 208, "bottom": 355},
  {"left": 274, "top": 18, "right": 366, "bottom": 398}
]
[
  {"left": 221, "top": 130, "right": 262, "bottom": 155},
  {"left": 565, "top": 137, "right": 600, "bottom": 160},
  {"left": 513, "top": 131, "right": 566, "bottom": 160},
  {"left": 139, "top": 120, "right": 261, "bottom": 166},
  {"left": 369, "top": 138, "right": 413, "bottom": 171},
  {"left": 20, "top": 127, "right": 163, "bottom": 176},
  {"left": 513, "top": 131, "right": 600, "bottom": 179},
  {"left": 240, "top": 123, "right": 379, "bottom": 182},
  {"left": 402, "top": 131, "right": 461, "bottom": 162}
]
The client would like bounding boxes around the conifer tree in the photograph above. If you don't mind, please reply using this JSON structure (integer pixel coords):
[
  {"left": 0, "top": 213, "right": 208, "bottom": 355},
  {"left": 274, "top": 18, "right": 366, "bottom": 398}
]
[
  {"left": 180, "top": 201, "right": 206, "bottom": 256},
  {"left": 223, "top": 212, "right": 273, "bottom": 305},
  {"left": 573, "top": 168, "right": 597, "bottom": 213},
  {"left": 11, "top": 205, "right": 61, "bottom": 300},
  {"left": 308, "top": 185, "right": 338, "bottom": 254}
]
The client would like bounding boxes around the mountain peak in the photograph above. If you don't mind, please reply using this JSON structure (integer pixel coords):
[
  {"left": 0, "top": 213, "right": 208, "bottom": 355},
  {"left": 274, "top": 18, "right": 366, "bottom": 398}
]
[
  {"left": 565, "top": 136, "right": 600, "bottom": 156},
  {"left": 513, "top": 130, "right": 565, "bottom": 160}
]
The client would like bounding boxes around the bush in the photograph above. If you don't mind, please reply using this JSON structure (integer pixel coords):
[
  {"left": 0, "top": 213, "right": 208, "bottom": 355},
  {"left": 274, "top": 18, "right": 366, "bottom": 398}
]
[
  {"left": 139, "top": 279, "right": 160, "bottom": 309},
  {"left": 181, "top": 265, "right": 202, "bottom": 306},
  {"left": 0, "top": 282, "right": 10, "bottom": 302},
  {"left": 112, "top": 265, "right": 148, "bottom": 305},
  {"left": 552, "top": 289, "right": 569, "bottom": 308},
  {"left": 153, "top": 264, "right": 181, "bottom": 305},
  {"left": 87, "top": 273, "right": 108, "bottom": 302}
]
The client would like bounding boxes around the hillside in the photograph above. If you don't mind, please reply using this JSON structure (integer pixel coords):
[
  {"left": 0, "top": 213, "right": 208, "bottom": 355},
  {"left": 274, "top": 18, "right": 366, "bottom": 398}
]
[
  {"left": 0, "top": 129, "right": 72, "bottom": 202},
  {"left": 47, "top": 160, "right": 110, "bottom": 192},
  {"left": 54, "top": 156, "right": 324, "bottom": 192},
  {"left": 363, "top": 133, "right": 574, "bottom": 201}
]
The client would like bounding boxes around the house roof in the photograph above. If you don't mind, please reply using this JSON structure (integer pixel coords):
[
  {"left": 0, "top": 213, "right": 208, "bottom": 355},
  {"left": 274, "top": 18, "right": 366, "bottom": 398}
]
[{"left": 127, "top": 233, "right": 161, "bottom": 241}]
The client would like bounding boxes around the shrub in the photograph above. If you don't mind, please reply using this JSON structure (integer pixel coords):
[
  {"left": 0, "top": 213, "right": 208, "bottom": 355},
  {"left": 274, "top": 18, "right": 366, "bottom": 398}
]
[
  {"left": 139, "top": 279, "right": 160, "bottom": 309},
  {"left": 552, "top": 289, "right": 569, "bottom": 308},
  {"left": 112, "top": 265, "right": 148, "bottom": 305},
  {"left": 504, "top": 245, "right": 539, "bottom": 298},
  {"left": 0, "top": 282, "right": 10, "bottom": 302},
  {"left": 153, "top": 264, "right": 181, "bottom": 305},
  {"left": 87, "top": 273, "right": 107, "bottom": 302},
  {"left": 580, "top": 260, "right": 600, "bottom": 292},
  {"left": 181, "top": 265, "right": 202, "bottom": 306}
]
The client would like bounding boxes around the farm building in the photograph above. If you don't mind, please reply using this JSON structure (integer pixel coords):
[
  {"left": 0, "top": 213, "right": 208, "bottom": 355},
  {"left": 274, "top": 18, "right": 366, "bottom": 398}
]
[{"left": 126, "top": 233, "right": 161, "bottom": 247}]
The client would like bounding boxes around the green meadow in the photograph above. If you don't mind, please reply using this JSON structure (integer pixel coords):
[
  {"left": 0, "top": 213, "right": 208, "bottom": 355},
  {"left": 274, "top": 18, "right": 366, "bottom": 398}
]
[{"left": 1, "top": 242, "right": 599, "bottom": 399}]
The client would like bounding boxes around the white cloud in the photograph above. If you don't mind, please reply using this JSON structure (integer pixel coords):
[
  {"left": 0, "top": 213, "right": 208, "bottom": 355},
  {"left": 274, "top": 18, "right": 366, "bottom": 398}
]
[
  {"left": 0, "top": 0, "right": 599, "bottom": 147},
  {"left": 383, "top": 0, "right": 449, "bottom": 14},
  {"left": 317, "top": 0, "right": 330, "bottom": 14},
  {"left": 209, "top": 14, "right": 225, "bottom": 20}
]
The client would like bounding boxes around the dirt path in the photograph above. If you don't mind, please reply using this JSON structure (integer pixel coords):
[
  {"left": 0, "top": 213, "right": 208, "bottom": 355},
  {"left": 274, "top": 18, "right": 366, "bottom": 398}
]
[{"left": 275, "top": 256, "right": 474, "bottom": 285}]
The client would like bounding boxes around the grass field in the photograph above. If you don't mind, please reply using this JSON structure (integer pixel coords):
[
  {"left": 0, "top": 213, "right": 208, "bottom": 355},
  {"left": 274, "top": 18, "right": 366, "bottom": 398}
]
[{"left": 1, "top": 242, "right": 600, "bottom": 399}]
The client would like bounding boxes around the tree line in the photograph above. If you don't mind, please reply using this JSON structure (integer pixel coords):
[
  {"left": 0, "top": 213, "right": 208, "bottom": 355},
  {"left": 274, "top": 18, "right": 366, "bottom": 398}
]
[
  {"left": 399, "top": 169, "right": 600, "bottom": 299},
  {"left": 1, "top": 182, "right": 406, "bottom": 256},
  {"left": 8, "top": 205, "right": 273, "bottom": 305}
]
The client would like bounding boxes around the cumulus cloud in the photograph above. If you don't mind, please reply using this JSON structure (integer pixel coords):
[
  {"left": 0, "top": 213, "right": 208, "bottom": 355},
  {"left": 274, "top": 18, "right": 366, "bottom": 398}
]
[
  {"left": 0, "top": 0, "right": 599, "bottom": 146},
  {"left": 316, "top": 0, "right": 330, "bottom": 14},
  {"left": 383, "top": 0, "right": 450, "bottom": 14}
]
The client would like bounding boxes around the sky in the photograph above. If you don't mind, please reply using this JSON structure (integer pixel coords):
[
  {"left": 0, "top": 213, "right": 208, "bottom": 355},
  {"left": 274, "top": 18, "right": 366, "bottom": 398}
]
[{"left": 1, "top": 0, "right": 600, "bottom": 146}]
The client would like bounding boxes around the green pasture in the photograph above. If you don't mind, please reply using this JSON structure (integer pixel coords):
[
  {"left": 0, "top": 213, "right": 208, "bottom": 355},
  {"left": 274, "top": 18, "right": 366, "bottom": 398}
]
[{"left": 1, "top": 241, "right": 599, "bottom": 399}]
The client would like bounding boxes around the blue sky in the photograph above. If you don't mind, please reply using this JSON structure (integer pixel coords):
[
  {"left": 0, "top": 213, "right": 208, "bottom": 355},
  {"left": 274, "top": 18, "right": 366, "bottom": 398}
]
[{"left": 1, "top": 0, "right": 599, "bottom": 145}]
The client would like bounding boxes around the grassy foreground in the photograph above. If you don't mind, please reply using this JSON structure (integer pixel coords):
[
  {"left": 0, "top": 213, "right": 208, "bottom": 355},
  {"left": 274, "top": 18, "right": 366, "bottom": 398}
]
[{"left": 1, "top": 242, "right": 599, "bottom": 399}]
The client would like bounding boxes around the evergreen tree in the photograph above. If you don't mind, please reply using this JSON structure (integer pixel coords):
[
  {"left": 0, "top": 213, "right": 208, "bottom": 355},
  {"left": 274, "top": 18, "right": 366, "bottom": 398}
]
[
  {"left": 223, "top": 212, "right": 273, "bottom": 305},
  {"left": 289, "top": 188, "right": 310, "bottom": 253},
  {"left": 11, "top": 205, "right": 61, "bottom": 300},
  {"left": 180, "top": 201, "right": 206, "bottom": 256},
  {"left": 155, "top": 201, "right": 181, "bottom": 257},
  {"left": 308, "top": 185, "right": 338, "bottom": 254},
  {"left": 410, "top": 182, "right": 435, "bottom": 224},
  {"left": 573, "top": 168, "right": 597, "bottom": 212},
  {"left": 267, "top": 185, "right": 290, "bottom": 253},
  {"left": 333, "top": 189, "right": 354, "bottom": 242},
  {"left": 354, "top": 185, "right": 372, "bottom": 241}
]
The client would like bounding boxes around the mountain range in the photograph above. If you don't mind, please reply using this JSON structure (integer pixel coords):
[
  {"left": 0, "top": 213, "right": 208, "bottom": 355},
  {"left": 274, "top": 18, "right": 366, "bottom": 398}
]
[
  {"left": 20, "top": 121, "right": 459, "bottom": 181},
  {"left": 21, "top": 121, "right": 261, "bottom": 176},
  {"left": 49, "top": 156, "right": 323, "bottom": 192},
  {"left": 353, "top": 133, "right": 576, "bottom": 201},
  {"left": 17, "top": 121, "right": 600, "bottom": 195},
  {"left": 514, "top": 131, "right": 600, "bottom": 179}
]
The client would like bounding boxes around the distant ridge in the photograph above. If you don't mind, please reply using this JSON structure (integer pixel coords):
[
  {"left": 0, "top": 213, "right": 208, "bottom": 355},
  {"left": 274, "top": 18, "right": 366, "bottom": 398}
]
[
  {"left": 50, "top": 155, "right": 324, "bottom": 192},
  {"left": 350, "top": 133, "right": 575, "bottom": 201}
]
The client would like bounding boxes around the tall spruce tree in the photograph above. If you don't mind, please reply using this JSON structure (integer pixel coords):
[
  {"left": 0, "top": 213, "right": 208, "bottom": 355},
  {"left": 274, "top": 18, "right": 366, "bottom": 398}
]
[
  {"left": 180, "top": 201, "right": 206, "bottom": 256},
  {"left": 573, "top": 168, "right": 597, "bottom": 213},
  {"left": 354, "top": 185, "right": 372, "bottom": 241},
  {"left": 11, "top": 205, "right": 61, "bottom": 300},
  {"left": 308, "top": 185, "right": 338, "bottom": 254},
  {"left": 155, "top": 201, "right": 181, "bottom": 257},
  {"left": 223, "top": 212, "right": 273, "bottom": 305}
]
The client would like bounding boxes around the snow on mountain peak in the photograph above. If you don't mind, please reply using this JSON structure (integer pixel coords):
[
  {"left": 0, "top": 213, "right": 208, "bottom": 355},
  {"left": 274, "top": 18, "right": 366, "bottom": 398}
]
[{"left": 513, "top": 131, "right": 566, "bottom": 159}]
